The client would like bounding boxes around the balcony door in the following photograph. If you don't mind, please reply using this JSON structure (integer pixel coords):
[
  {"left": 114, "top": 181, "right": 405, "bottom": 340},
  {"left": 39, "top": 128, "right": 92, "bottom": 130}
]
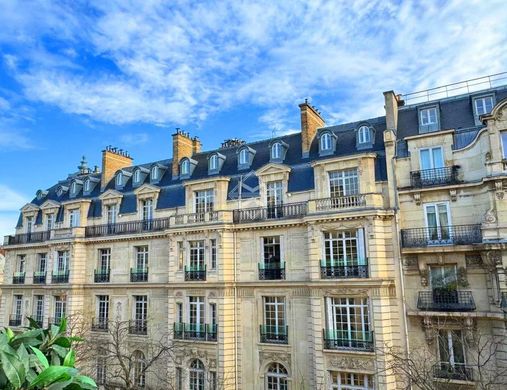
[
  {"left": 323, "top": 229, "right": 365, "bottom": 268},
  {"left": 133, "top": 295, "right": 147, "bottom": 329},
  {"left": 267, "top": 181, "right": 283, "bottom": 218},
  {"left": 189, "top": 241, "right": 205, "bottom": 271},
  {"left": 430, "top": 265, "right": 458, "bottom": 305},
  {"left": 96, "top": 295, "right": 109, "bottom": 327},
  {"left": 263, "top": 236, "right": 281, "bottom": 270},
  {"left": 188, "top": 296, "right": 205, "bottom": 335},
  {"left": 194, "top": 189, "right": 214, "bottom": 221},
  {"left": 263, "top": 297, "right": 286, "bottom": 340},
  {"left": 54, "top": 296, "right": 66, "bottom": 322},
  {"left": 420, "top": 147, "right": 444, "bottom": 170},
  {"left": 329, "top": 169, "right": 359, "bottom": 198},
  {"left": 325, "top": 297, "right": 370, "bottom": 347},
  {"left": 13, "top": 295, "right": 23, "bottom": 320},
  {"left": 438, "top": 330, "right": 466, "bottom": 373},
  {"left": 55, "top": 251, "right": 69, "bottom": 274},
  {"left": 424, "top": 203, "right": 451, "bottom": 244}
]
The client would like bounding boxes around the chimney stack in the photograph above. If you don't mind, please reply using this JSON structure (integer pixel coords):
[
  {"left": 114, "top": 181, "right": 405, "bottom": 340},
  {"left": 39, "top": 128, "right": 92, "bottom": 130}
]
[
  {"left": 172, "top": 129, "right": 201, "bottom": 177},
  {"left": 101, "top": 146, "right": 133, "bottom": 189},
  {"left": 383, "top": 90, "right": 401, "bottom": 132},
  {"left": 299, "top": 99, "right": 325, "bottom": 158}
]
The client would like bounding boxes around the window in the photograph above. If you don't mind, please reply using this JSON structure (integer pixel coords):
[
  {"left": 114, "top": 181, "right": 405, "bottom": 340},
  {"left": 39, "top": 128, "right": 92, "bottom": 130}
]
[
  {"left": 26, "top": 216, "right": 33, "bottom": 233},
  {"left": 133, "top": 295, "right": 148, "bottom": 330},
  {"left": 323, "top": 230, "right": 366, "bottom": 267},
  {"left": 320, "top": 132, "right": 332, "bottom": 151},
  {"left": 325, "top": 297, "right": 371, "bottom": 348},
  {"left": 420, "top": 147, "right": 444, "bottom": 171},
  {"left": 271, "top": 142, "right": 282, "bottom": 160},
  {"left": 267, "top": 181, "right": 283, "bottom": 218},
  {"left": 56, "top": 251, "right": 69, "bottom": 273},
  {"left": 96, "top": 295, "right": 109, "bottom": 326},
  {"left": 209, "top": 371, "right": 217, "bottom": 390},
  {"left": 13, "top": 295, "right": 23, "bottom": 319},
  {"left": 330, "top": 371, "right": 373, "bottom": 390},
  {"left": 177, "top": 241, "right": 184, "bottom": 270},
  {"left": 419, "top": 107, "right": 438, "bottom": 132},
  {"left": 181, "top": 159, "right": 190, "bottom": 176},
  {"left": 46, "top": 213, "right": 54, "bottom": 230},
  {"left": 142, "top": 199, "right": 153, "bottom": 221},
  {"left": 96, "top": 353, "right": 107, "bottom": 385},
  {"left": 98, "top": 249, "right": 111, "bottom": 271},
  {"left": 132, "top": 350, "right": 146, "bottom": 388},
  {"left": 17, "top": 255, "right": 26, "bottom": 273},
  {"left": 357, "top": 126, "right": 371, "bottom": 144},
  {"left": 209, "top": 154, "right": 218, "bottom": 171},
  {"left": 116, "top": 172, "right": 123, "bottom": 186},
  {"left": 263, "top": 236, "right": 281, "bottom": 266},
  {"left": 474, "top": 95, "right": 494, "bottom": 117},
  {"left": 438, "top": 330, "right": 466, "bottom": 374},
  {"left": 134, "top": 169, "right": 141, "bottom": 183},
  {"left": 151, "top": 166, "right": 159, "bottom": 181},
  {"left": 195, "top": 189, "right": 214, "bottom": 215},
  {"left": 135, "top": 246, "right": 149, "bottom": 271},
  {"left": 266, "top": 363, "right": 288, "bottom": 390},
  {"left": 189, "top": 241, "right": 205, "bottom": 271},
  {"left": 430, "top": 265, "right": 457, "bottom": 290},
  {"left": 69, "top": 209, "right": 80, "bottom": 227},
  {"left": 37, "top": 253, "right": 47, "bottom": 273},
  {"left": 210, "top": 303, "right": 217, "bottom": 328},
  {"left": 189, "top": 296, "right": 205, "bottom": 327},
  {"left": 34, "top": 295, "right": 44, "bottom": 324},
  {"left": 176, "top": 302, "right": 183, "bottom": 324},
  {"left": 175, "top": 367, "right": 183, "bottom": 390},
  {"left": 501, "top": 132, "right": 507, "bottom": 159},
  {"left": 263, "top": 296, "right": 286, "bottom": 342},
  {"left": 106, "top": 205, "right": 117, "bottom": 225},
  {"left": 424, "top": 202, "right": 451, "bottom": 243},
  {"left": 189, "top": 359, "right": 205, "bottom": 390},
  {"left": 84, "top": 179, "right": 90, "bottom": 193},
  {"left": 71, "top": 182, "right": 77, "bottom": 195},
  {"left": 329, "top": 169, "right": 359, "bottom": 198},
  {"left": 210, "top": 239, "right": 217, "bottom": 269},
  {"left": 239, "top": 148, "right": 248, "bottom": 165},
  {"left": 54, "top": 296, "right": 66, "bottom": 323}
]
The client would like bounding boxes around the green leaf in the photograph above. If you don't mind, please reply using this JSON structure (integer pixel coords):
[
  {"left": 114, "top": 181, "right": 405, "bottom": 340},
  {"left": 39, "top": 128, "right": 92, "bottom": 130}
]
[
  {"left": 54, "top": 337, "right": 71, "bottom": 348},
  {"left": 28, "top": 366, "right": 76, "bottom": 389},
  {"left": 63, "top": 349, "right": 75, "bottom": 367},
  {"left": 0, "top": 350, "right": 26, "bottom": 389},
  {"left": 16, "top": 344, "right": 30, "bottom": 374},
  {"left": 29, "top": 346, "right": 49, "bottom": 369},
  {"left": 5, "top": 328, "right": 15, "bottom": 342},
  {"left": 47, "top": 377, "right": 73, "bottom": 390},
  {"left": 58, "top": 318, "right": 67, "bottom": 334},
  {"left": 51, "top": 344, "right": 68, "bottom": 359},
  {"left": 73, "top": 375, "right": 97, "bottom": 389}
]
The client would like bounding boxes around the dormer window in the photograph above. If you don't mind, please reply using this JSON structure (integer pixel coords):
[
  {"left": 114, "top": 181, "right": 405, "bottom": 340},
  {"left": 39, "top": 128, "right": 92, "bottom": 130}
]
[
  {"left": 116, "top": 172, "right": 123, "bottom": 186},
  {"left": 151, "top": 166, "right": 159, "bottom": 181},
  {"left": 209, "top": 154, "right": 218, "bottom": 171},
  {"left": 473, "top": 95, "right": 494, "bottom": 125},
  {"left": 134, "top": 170, "right": 141, "bottom": 184},
  {"left": 318, "top": 131, "right": 337, "bottom": 156},
  {"left": 358, "top": 126, "right": 371, "bottom": 144},
  {"left": 239, "top": 148, "right": 248, "bottom": 165},
  {"left": 321, "top": 132, "right": 332, "bottom": 151},
  {"left": 271, "top": 142, "right": 282, "bottom": 159},
  {"left": 181, "top": 159, "right": 190, "bottom": 176},
  {"left": 84, "top": 179, "right": 90, "bottom": 193},
  {"left": 56, "top": 186, "right": 68, "bottom": 197},
  {"left": 419, "top": 106, "right": 439, "bottom": 133}
]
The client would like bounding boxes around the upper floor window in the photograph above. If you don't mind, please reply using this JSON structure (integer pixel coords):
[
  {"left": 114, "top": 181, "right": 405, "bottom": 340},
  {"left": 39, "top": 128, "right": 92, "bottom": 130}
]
[
  {"left": 271, "top": 142, "right": 282, "bottom": 160},
  {"left": 209, "top": 154, "right": 218, "bottom": 171},
  {"left": 132, "top": 350, "right": 146, "bottom": 388},
  {"left": 357, "top": 126, "right": 371, "bottom": 144},
  {"left": 330, "top": 371, "right": 373, "bottom": 390},
  {"left": 17, "top": 255, "right": 26, "bottom": 273},
  {"left": 263, "top": 297, "right": 286, "bottom": 343},
  {"left": 46, "top": 213, "right": 54, "bottom": 230},
  {"left": 189, "top": 359, "right": 205, "bottom": 390},
  {"left": 116, "top": 172, "right": 123, "bottom": 186},
  {"left": 195, "top": 189, "right": 214, "bottom": 214},
  {"left": 501, "top": 132, "right": 507, "bottom": 159},
  {"left": 320, "top": 132, "right": 332, "bottom": 151},
  {"left": 69, "top": 209, "right": 80, "bottom": 227},
  {"left": 474, "top": 95, "right": 494, "bottom": 117},
  {"left": 419, "top": 107, "right": 439, "bottom": 133},
  {"left": 420, "top": 147, "right": 444, "bottom": 170},
  {"left": 134, "top": 169, "right": 141, "bottom": 184},
  {"left": 323, "top": 230, "right": 366, "bottom": 267},
  {"left": 265, "top": 362, "right": 288, "bottom": 390},
  {"left": 142, "top": 199, "right": 153, "bottom": 221},
  {"left": 151, "top": 166, "right": 159, "bottom": 181},
  {"left": 239, "top": 148, "right": 248, "bottom": 165},
  {"left": 71, "top": 182, "right": 77, "bottom": 195},
  {"left": 180, "top": 159, "right": 190, "bottom": 176},
  {"left": 26, "top": 216, "right": 33, "bottom": 233},
  {"left": 329, "top": 169, "right": 359, "bottom": 198},
  {"left": 84, "top": 179, "right": 90, "bottom": 193},
  {"left": 437, "top": 329, "right": 466, "bottom": 376}
]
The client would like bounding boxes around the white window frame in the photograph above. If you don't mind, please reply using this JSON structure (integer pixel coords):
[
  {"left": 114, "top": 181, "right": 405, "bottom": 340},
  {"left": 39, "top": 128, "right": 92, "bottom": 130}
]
[
  {"left": 69, "top": 209, "right": 80, "bottom": 228},
  {"left": 423, "top": 202, "right": 452, "bottom": 243},
  {"left": 116, "top": 172, "right": 123, "bottom": 186},
  {"left": 328, "top": 169, "right": 359, "bottom": 198},
  {"left": 106, "top": 204, "right": 117, "bottom": 225},
  {"left": 419, "top": 146, "right": 444, "bottom": 170},
  {"left": 84, "top": 179, "right": 90, "bottom": 193},
  {"left": 209, "top": 154, "right": 218, "bottom": 171},
  {"left": 54, "top": 296, "right": 67, "bottom": 321},
  {"left": 265, "top": 362, "right": 288, "bottom": 390},
  {"left": 13, "top": 295, "right": 23, "bottom": 318},
  {"left": 438, "top": 329, "right": 466, "bottom": 368},
  {"left": 151, "top": 166, "right": 159, "bottom": 181},
  {"left": 96, "top": 295, "right": 109, "bottom": 323},
  {"left": 239, "top": 148, "right": 248, "bottom": 165},
  {"left": 132, "top": 295, "right": 148, "bottom": 323},
  {"left": 181, "top": 159, "right": 189, "bottom": 175},
  {"left": 34, "top": 295, "right": 44, "bottom": 322},
  {"left": 189, "top": 359, "right": 205, "bottom": 390},
  {"left": 329, "top": 371, "right": 373, "bottom": 390},
  {"left": 501, "top": 131, "right": 507, "bottom": 160},
  {"left": 46, "top": 213, "right": 54, "bottom": 230},
  {"left": 271, "top": 142, "right": 282, "bottom": 159},
  {"left": 325, "top": 297, "right": 370, "bottom": 345},
  {"left": 26, "top": 216, "right": 33, "bottom": 233},
  {"left": 473, "top": 95, "right": 494, "bottom": 117},
  {"left": 188, "top": 296, "right": 205, "bottom": 325},
  {"left": 320, "top": 132, "right": 332, "bottom": 151},
  {"left": 358, "top": 126, "right": 370, "bottom": 144},
  {"left": 134, "top": 169, "right": 141, "bottom": 183},
  {"left": 322, "top": 229, "right": 366, "bottom": 266},
  {"left": 195, "top": 189, "right": 214, "bottom": 215},
  {"left": 142, "top": 199, "right": 153, "bottom": 221}
]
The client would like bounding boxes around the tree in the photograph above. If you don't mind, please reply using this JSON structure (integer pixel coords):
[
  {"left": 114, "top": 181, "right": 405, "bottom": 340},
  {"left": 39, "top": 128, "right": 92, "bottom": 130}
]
[{"left": 0, "top": 318, "right": 97, "bottom": 389}]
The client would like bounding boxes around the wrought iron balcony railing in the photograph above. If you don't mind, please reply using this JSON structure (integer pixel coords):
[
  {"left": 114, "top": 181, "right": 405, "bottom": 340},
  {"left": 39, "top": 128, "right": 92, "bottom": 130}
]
[
  {"left": 51, "top": 271, "right": 70, "bottom": 284},
  {"left": 315, "top": 194, "right": 366, "bottom": 211},
  {"left": 6, "top": 231, "right": 50, "bottom": 245},
  {"left": 173, "top": 323, "right": 217, "bottom": 342},
  {"left": 130, "top": 268, "right": 148, "bottom": 282},
  {"left": 94, "top": 268, "right": 111, "bottom": 283},
  {"left": 320, "top": 259, "right": 368, "bottom": 279},
  {"left": 323, "top": 329, "right": 374, "bottom": 351},
  {"left": 85, "top": 218, "right": 170, "bottom": 238},
  {"left": 9, "top": 315, "right": 22, "bottom": 327},
  {"left": 433, "top": 363, "right": 474, "bottom": 382},
  {"left": 33, "top": 271, "right": 46, "bottom": 284},
  {"left": 91, "top": 318, "right": 109, "bottom": 332},
  {"left": 233, "top": 202, "right": 307, "bottom": 223},
  {"left": 174, "top": 211, "right": 219, "bottom": 225},
  {"left": 128, "top": 320, "right": 148, "bottom": 335},
  {"left": 258, "top": 261, "right": 285, "bottom": 280},
  {"left": 400, "top": 224, "right": 482, "bottom": 248},
  {"left": 417, "top": 290, "right": 476, "bottom": 311},
  {"left": 12, "top": 272, "right": 25, "bottom": 284},
  {"left": 185, "top": 265, "right": 206, "bottom": 281},
  {"left": 410, "top": 166, "right": 460, "bottom": 188},
  {"left": 260, "top": 325, "right": 288, "bottom": 344}
]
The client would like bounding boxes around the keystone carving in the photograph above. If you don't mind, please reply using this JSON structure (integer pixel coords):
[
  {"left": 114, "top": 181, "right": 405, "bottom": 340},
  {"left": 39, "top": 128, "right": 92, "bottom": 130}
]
[
  {"left": 420, "top": 268, "right": 429, "bottom": 287},
  {"left": 413, "top": 192, "right": 422, "bottom": 205},
  {"left": 481, "top": 251, "right": 502, "bottom": 271},
  {"left": 484, "top": 208, "right": 497, "bottom": 224},
  {"left": 422, "top": 316, "right": 435, "bottom": 345},
  {"left": 403, "top": 256, "right": 418, "bottom": 269},
  {"left": 259, "top": 351, "right": 291, "bottom": 368},
  {"left": 449, "top": 189, "right": 457, "bottom": 202}
]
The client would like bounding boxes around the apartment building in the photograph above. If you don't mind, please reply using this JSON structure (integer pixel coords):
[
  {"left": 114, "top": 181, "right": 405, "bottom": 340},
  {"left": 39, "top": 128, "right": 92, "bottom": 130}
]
[{"left": 2, "top": 73, "right": 507, "bottom": 389}]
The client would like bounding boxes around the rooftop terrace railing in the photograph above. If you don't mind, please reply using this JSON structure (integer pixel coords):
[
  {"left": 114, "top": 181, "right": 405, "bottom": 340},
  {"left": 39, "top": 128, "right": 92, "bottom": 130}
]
[
  {"left": 233, "top": 202, "right": 308, "bottom": 223},
  {"left": 85, "top": 218, "right": 170, "bottom": 237}
]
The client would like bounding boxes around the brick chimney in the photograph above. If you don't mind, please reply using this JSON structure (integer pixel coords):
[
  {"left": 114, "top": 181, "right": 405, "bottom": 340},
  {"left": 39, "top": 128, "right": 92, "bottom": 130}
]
[
  {"left": 172, "top": 129, "right": 201, "bottom": 177},
  {"left": 383, "top": 90, "right": 402, "bottom": 132},
  {"left": 299, "top": 99, "right": 325, "bottom": 157},
  {"left": 101, "top": 146, "right": 133, "bottom": 189}
]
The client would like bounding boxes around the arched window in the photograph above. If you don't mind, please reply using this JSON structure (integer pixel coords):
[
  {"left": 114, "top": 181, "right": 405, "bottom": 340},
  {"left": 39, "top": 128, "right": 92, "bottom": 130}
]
[
  {"left": 358, "top": 126, "right": 371, "bottom": 144},
  {"left": 71, "top": 182, "right": 77, "bottom": 195},
  {"left": 181, "top": 159, "right": 190, "bottom": 176},
  {"left": 209, "top": 154, "right": 218, "bottom": 171},
  {"left": 271, "top": 142, "right": 282, "bottom": 159},
  {"left": 132, "top": 350, "right": 146, "bottom": 388},
  {"left": 189, "top": 359, "right": 205, "bottom": 390},
  {"left": 266, "top": 363, "right": 288, "bottom": 390},
  {"left": 134, "top": 169, "right": 141, "bottom": 183},
  {"left": 320, "top": 132, "right": 332, "bottom": 151},
  {"left": 151, "top": 166, "right": 159, "bottom": 181},
  {"left": 116, "top": 172, "right": 123, "bottom": 186},
  {"left": 84, "top": 179, "right": 90, "bottom": 192},
  {"left": 239, "top": 148, "right": 248, "bottom": 165}
]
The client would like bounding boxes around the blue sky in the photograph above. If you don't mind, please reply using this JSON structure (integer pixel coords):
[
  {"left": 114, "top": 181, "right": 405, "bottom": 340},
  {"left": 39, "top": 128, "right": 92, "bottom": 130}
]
[{"left": 0, "top": 0, "right": 506, "bottom": 237}]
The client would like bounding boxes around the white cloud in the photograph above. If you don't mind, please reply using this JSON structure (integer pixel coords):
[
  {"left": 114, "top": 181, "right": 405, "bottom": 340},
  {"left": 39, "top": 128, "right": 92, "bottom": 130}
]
[
  {"left": 120, "top": 132, "right": 149, "bottom": 146},
  {"left": 0, "top": 185, "right": 29, "bottom": 212},
  {"left": 0, "top": 129, "right": 34, "bottom": 150},
  {"left": 0, "top": 0, "right": 506, "bottom": 130}
]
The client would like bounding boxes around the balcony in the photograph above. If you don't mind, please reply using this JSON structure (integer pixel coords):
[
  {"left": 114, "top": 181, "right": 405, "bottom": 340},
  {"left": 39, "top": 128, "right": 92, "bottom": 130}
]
[
  {"left": 314, "top": 194, "right": 366, "bottom": 212},
  {"left": 417, "top": 290, "right": 476, "bottom": 311},
  {"left": 173, "top": 323, "right": 217, "bottom": 342},
  {"left": 258, "top": 261, "right": 285, "bottom": 280},
  {"left": 410, "top": 166, "right": 460, "bottom": 188},
  {"left": 91, "top": 318, "right": 108, "bottom": 332},
  {"left": 85, "top": 218, "right": 170, "bottom": 238},
  {"left": 33, "top": 271, "right": 46, "bottom": 284},
  {"left": 320, "top": 260, "right": 368, "bottom": 279},
  {"left": 323, "top": 329, "right": 374, "bottom": 352},
  {"left": 128, "top": 320, "right": 147, "bottom": 335},
  {"left": 12, "top": 272, "right": 25, "bottom": 284},
  {"left": 260, "top": 325, "right": 288, "bottom": 344},
  {"left": 400, "top": 224, "right": 482, "bottom": 248},
  {"left": 233, "top": 202, "right": 307, "bottom": 223},
  {"left": 185, "top": 266, "right": 206, "bottom": 281},
  {"left": 433, "top": 363, "right": 474, "bottom": 382},
  {"left": 5, "top": 231, "right": 50, "bottom": 245},
  {"left": 9, "top": 315, "right": 22, "bottom": 327},
  {"left": 52, "top": 271, "right": 70, "bottom": 284},
  {"left": 130, "top": 268, "right": 148, "bottom": 282},
  {"left": 174, "top": 211, "right": 219, "bottom": 225},
  {"left": 94, "top": 268, "right": 111, "bottom": 283}
]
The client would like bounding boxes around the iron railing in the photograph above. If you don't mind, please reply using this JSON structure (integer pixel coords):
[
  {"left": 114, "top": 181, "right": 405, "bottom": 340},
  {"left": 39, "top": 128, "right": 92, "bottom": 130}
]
[
  {"left": 258, "top": 262, "right": 285, "bottom": 280},
  {"left": 417, "top": 290, "right": 476, "bottom": 311},
  {"left": 173, "top": 323, "right": 217, "bottom": 341},
  {"left": 6, "top": 231, "right": 50, "bottom": 245},
  {"left": 128, "top": 320, "right": 147, "bottom": 335},
  {"left": 433, "top": 363, "right": 474, "bottom": 382},
  {"left": 9, "top": 315, "right": 22, "bottom": 327},
  {"left": 185, "top": 266, "right": 206, "bottom": 281},
  {"left": 91, "top": 318, "right": 109, "bottom": 332},
  {"left": 12, "top": 272, "right": 25, "bottom": 284},
  {"left": 94, "top": 268, "right": 111, "bottom": 283},
  {"left": 130, "top": 268, "right": 148, "bottom": 282},
  {"left": 323, "top": 329, "right": 374, "bottom": 351},
  {"left": 410, "top": 166, "right": 460, "bottom": 188},
  {"left": 33, "top": 271, "right": 46, "bottom": 284},
  {"left": 174, "top": 211, "right": 218, "bottom": 224},
  {"left": 320, "top": 260, "right": 368, "bottom": 279},
  {"left": 401, "top": 224, "right": 482, "bottom": 248},
  {"left": 85, "top": 218, "right": 170, "bottom": 238},
  {"left": 260, "top": 325, "right": 288, "bottom": 344},
  {"left": 315, "top": 195, "right": 366, "bottom": 211},
  {"left": 51, "top": 271, "right": 70, "bottom": 284},
  {"left": 233, "top": 202, "right": 307, "bottom": 223}
]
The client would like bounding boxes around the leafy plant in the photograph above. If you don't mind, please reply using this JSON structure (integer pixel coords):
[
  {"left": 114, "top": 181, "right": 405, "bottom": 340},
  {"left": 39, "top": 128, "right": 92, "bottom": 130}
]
[{"left": 0, "top": 318, "right": 97, "bottom": 389}]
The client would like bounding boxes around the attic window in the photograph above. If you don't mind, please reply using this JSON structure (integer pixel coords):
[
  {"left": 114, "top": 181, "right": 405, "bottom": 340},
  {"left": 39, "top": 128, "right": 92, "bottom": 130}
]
[
  {"left": 134, "top": 169, "right": 141, "bottom": 184},
  {"left": 271, "top": 142, "right": 282, "bottom": 159},
  {"left": 84, "top": 179, "right": 90, "bottom": 192},
  {"left": 181, "top": 159, "right": 190, "bottom": 176},
  {"left": 239, "top": 148, "right": 248, "bottom": 165},
  {"left": 116, "top": 172, "right": 123, "bottom": 186},
  {"left": 320, "top": 132, "right": 332, "bottom": 150},
  {"left": 151, "top": 166, "right": 159, "bottom": 181},
  {"left": 358, "top": 126, "right": 371, "bottom": 144},
  {"left": 209, "top": 154, "right": 218, "bottom": 171}
]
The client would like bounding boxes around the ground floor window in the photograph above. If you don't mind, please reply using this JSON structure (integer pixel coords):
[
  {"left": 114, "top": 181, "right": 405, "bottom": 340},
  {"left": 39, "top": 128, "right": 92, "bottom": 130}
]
[
  {"left": 266, "top": 362, "right": 288, "bottom": 390},
  {"left": 189, "top": 359, "right": 205, "bottom": 390}
]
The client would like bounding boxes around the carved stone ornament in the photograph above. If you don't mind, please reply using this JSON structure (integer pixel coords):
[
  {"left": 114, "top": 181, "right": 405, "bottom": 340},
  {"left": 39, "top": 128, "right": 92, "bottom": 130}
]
[
  {"left": 484, "top": 208, "right": 497, "bottom": 224},
  {"left": 481, "top": 251, "right": 502, "bottom": 271},
  {"left": 413, "top": 192, "right": 422, "bottom": 205},
  {"left": 465, "top": 254, "right": 483, "bottom": 268},
  {"left": 327, "top": 356, "right": 375, "bottom": 372},
  {"left": 495, "top": 180, "right": 504, "bottom": 200},
  {"left": 463, "top": 317, "right": 477, "bottom": 345},
  {"left": 420, "top": 268, "right": 429, "bottom": 287},
  {"left": 259, "top": 351, "right": 291, "bottom": 368},
  {"left": 422, "top": 316, "right": 435, "bottom": 345},
  {"left": 457, "top": 266, "right": 469, "bottom": 288},
  {"left": 449, "top": 189, "right": 457, "bottom": 202},
  {"left": 403, "top": 256, "right": 418, "bottom": 269}
]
